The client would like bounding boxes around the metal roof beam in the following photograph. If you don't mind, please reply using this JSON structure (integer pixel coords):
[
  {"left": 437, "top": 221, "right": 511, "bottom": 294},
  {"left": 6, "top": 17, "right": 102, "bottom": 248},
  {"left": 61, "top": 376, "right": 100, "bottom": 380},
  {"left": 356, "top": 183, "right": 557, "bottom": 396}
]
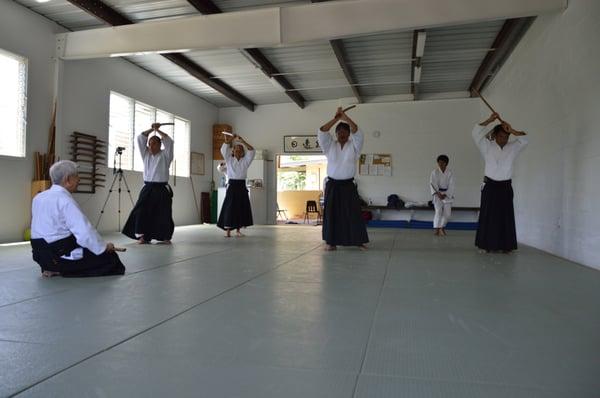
[
  {"left": 329, "top": 40, "right": 362, "bottom": 103},
  {"left": 185, "top": 0, "right": 305, "bottom": 108},
  {"left": 469, "top": 17, "right": 536, "bottom": 94}
]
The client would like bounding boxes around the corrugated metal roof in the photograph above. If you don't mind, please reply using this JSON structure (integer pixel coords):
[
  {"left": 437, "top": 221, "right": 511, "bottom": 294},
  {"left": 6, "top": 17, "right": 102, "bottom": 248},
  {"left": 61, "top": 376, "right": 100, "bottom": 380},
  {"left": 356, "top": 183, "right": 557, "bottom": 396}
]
[
  {"left": 12, "top": 0, "right": 507, "bottom": 106},
  {"left": 259, "top": 43, "right": 354, "bottom": 102},
  {"left": 420, "top": 21, "right": 504, "bottom": 93}
]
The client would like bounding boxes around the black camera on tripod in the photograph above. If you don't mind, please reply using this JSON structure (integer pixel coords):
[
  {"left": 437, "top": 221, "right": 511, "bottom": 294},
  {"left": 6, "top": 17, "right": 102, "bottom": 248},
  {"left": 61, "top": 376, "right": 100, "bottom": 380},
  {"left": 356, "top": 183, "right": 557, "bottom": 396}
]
[{"left": 115, "top": 146, "right": 126, "bottom": 155}]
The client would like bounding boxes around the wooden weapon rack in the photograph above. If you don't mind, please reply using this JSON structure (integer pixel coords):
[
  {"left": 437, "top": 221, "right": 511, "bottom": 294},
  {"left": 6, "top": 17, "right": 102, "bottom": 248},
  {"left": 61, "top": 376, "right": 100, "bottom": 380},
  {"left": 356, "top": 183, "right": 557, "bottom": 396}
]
[{"left": 70, "top": 132, "right": 106, "bottom": 193}]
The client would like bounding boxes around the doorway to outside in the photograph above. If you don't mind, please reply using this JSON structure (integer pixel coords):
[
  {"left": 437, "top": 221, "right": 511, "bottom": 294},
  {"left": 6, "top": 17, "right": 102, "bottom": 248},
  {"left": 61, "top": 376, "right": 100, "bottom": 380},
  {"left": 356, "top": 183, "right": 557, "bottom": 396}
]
[{"left": 276, "top": 155, "right": 327, "bottom": 224}]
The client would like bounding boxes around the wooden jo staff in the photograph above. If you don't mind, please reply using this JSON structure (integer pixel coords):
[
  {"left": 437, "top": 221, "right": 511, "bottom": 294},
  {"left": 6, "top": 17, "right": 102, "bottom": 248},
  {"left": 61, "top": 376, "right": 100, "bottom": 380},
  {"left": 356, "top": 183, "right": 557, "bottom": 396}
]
[
  {"left": 472, "top": 89, "right": 505, "bottom": 123},
  {"left": 472, "top": 89, "right": 526, "bottom": 137}
]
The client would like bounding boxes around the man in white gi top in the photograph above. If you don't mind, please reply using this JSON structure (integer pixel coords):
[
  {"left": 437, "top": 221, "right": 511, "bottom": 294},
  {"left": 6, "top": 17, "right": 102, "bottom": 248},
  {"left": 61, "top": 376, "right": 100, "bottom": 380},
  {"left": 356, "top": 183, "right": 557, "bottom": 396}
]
[
  {"left": 123, "top": 123, "right": 174, "bottom": 244},
  {"left": 30, "top": 160, "right": 125, "bottom": 277},
  {"left": 217, "top": 134, "right": 255, "bottom": 237},
  {"left": 318, "top": 107, "right": 369, "bottom": 250},
  {"left": 430, "top": 154, "right": 455, "bottom": 236},
  {"left": 473, "top": 112, "right": 528, "bottom": 252}
]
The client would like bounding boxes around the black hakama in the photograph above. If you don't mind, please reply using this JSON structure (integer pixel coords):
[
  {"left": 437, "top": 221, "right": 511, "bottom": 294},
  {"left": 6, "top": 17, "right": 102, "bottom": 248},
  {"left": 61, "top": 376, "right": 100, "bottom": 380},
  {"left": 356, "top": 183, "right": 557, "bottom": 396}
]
[
  {"left": 322, "top": 178, "right": 369, "bottom": 246},
  {"left": 217, "top": 179, "right": 253, "bottom": 230},
  {"left": 475, "top": 177, "right": 518, "bottom": 251},
  {"left": 31, "top": 235, "right": 125, "bottom": 277},
  {"left": 123, "top": 182, "right": 174, "bottom": 242}
]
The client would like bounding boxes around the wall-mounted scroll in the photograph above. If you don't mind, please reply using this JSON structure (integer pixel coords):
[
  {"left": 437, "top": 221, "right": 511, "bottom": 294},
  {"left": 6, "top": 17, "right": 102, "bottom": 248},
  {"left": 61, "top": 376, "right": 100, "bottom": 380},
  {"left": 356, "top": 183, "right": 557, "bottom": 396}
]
[
  {"left": 359, "top": 154, "right": 392, "bottom": 176},
  {"left": 190, "top": 152, "right": 205, "bottom": 175},
  {"left": 283, "top": 135, "right": 321, "bottom": 153}
]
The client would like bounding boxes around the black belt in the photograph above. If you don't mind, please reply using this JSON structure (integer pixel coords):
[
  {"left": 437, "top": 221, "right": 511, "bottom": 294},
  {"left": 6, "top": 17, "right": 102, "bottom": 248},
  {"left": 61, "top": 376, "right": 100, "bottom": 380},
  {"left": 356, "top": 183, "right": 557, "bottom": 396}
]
[{"left": 484, "top": 176, "right": 511, "bottom": 184}]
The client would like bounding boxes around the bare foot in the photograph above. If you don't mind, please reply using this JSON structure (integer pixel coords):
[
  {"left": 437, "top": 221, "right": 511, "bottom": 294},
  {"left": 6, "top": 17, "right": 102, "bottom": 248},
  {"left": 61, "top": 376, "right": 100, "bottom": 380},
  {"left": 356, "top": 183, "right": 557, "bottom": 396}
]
[
  {"left": 441, "top": 229, "right": 447, "bottom": 236},
  {"left": 42, "top": 270, "right": 60, "bottom": 278},
  {"left": 434, "top": 229, "right": 440, "bottom": 236},
  {"left": 137, "top": 237, "right": 149, "bottom": 244},
  {"left": 225, "top": 230, "right": 232, "bottom": 238},
  {"left": 324, "top": 244, "right": 337, "bottom": 251},
  {"left": 157, "top": 240, "right": 172, "bottom": 245},
  {"left": 359, "top": 244, "right": 368, "bottom": 251},
  {"left": 235, "top": 231, "right": 245, "bottom": 237}
]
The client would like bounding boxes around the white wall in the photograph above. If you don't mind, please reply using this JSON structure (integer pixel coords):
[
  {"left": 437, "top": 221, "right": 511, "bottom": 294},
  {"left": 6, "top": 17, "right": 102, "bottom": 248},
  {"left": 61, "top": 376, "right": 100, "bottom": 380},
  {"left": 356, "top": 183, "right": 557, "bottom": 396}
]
[
  {"left": 0, "top": 1, "right": 218, "bottom": 241},
  {"left": 219, "top": 98, "right": 483, "bottom": 224},
  {"left": 60, "top": 58, "right": 218, "bottom": 233},
  {"left": 0, "top": 1, "right": 64, "bottom": 242},
  {"left": 483, "top": 0, "right": 600, "bottom": 269}
]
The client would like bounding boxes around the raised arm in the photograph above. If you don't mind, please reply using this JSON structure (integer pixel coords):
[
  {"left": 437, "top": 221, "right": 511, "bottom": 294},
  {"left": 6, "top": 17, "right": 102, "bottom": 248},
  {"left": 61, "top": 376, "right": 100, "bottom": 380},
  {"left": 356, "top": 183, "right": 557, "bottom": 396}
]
[
  {"left": 236, "top": 135, "right": 254, "bottom": 151},
  {"left": 234, "top": 135, "right": 256, "bottom": 165},
  {"left": 320, "top": 107, "right": 343, "bottom": 132},
  {"left": 501, "top": 121, "right": 529, "bottom": 151},
  {"left": 472, "top": 112, "right": 499, "bottom": 152},
  {"left": 339, "top": 109, "right": 358, "bottom": 134},
  {"left": 155, "top": 128, "right": 174, "bottom": 161},
  {"left": 137, "top": 128, "right": 153, "bottom": 158},
  {"left": 318, "top": 107, "right": 345, "bottom": 153}
]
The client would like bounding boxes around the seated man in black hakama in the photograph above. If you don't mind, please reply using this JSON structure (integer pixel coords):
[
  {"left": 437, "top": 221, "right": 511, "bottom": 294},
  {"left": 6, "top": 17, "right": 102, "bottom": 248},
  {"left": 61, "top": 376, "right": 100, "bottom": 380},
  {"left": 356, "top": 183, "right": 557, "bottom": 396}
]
[{"left": 30, "top": 160, "right": 125, "bottom": 277}]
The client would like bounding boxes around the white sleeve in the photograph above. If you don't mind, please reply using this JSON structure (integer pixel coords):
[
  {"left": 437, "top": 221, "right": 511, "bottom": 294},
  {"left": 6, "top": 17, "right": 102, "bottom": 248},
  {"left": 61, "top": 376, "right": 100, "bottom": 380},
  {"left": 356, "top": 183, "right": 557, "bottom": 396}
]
[
  {"left": 162, "top": 134, "right": 174, "bottom": 164},
  {"left": 317, "top": 129, "right": 333, "bottom": 154},
  {"left": 137, "top": 134, "right": 148, "bottom": 159},
  {"left": 221, "top": 143, "right": 231, "bottom": 159},
  {"left": 429, "top": 171, "right": 437, "bottom": 196},
  {"left": 514, "top": 135, "right": 529, "bottom": 153},
  {"left": 472, "top": 124, "right": 492, "bottom": 155},
  {"left": 243, "top": 149, "right": 256, "bottom": 168},
  {"left": 351, "top": 129, "right": 365, "bottom": 154},
  {"left": 63, "top": 198, "right": 106, "bottom": 255}
]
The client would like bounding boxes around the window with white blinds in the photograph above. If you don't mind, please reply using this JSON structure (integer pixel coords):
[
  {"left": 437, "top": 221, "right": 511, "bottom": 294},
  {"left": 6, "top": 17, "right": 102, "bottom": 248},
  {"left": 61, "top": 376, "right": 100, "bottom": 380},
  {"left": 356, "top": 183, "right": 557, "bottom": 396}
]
[
  {"left": 109, "top": 91, "right": 190, "bottom": 177},
  {"left": 108, "top": 92, "right": 134, "bottom": 170},
  {"left": 0, "top": 49, "right": 28, "bottom": 158}
]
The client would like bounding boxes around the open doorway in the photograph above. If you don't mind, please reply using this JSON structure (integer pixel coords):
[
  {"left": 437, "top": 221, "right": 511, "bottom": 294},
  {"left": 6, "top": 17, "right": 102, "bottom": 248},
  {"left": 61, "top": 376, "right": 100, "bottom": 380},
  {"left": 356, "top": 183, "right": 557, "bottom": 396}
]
[{"left": 276, "top": 155, "right": 327, "bottom": 224}]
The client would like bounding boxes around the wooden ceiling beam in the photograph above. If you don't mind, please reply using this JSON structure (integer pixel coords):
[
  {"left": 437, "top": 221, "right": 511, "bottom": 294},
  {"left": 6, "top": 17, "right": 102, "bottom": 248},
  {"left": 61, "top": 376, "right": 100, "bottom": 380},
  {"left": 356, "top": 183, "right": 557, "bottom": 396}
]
[
  {"left": 469, "top": 17, "right": 535, "bottom": 94},
  {"left": 65, "top": 0, "right": 256, "bottom": 110},
  {"left": 186, "top": 0, "right": 305, "bottom": 109}
]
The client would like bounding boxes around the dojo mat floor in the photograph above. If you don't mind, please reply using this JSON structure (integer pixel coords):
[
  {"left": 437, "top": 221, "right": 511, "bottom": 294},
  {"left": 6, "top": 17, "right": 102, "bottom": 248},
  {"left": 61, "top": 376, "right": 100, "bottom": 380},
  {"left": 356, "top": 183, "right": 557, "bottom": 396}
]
[{"left": 1, "top": 226, "right": 599, "bottom": 397}]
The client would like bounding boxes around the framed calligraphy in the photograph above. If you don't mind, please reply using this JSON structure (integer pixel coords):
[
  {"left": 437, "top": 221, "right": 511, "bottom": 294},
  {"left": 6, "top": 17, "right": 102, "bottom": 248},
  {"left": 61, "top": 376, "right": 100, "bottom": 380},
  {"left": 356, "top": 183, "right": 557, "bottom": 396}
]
[{"left": 283, "top": 135, "right": 321, "bottom": 153}]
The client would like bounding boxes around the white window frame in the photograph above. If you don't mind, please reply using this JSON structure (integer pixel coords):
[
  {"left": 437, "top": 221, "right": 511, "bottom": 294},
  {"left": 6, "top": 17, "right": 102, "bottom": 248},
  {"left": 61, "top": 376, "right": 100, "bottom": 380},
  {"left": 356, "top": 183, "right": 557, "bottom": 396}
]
[
  {"left": 109, "top": 91, "right": 191, "bottom": 177},
  {"left": 0, "top": 48, "right": 28, "bottom": 158}
]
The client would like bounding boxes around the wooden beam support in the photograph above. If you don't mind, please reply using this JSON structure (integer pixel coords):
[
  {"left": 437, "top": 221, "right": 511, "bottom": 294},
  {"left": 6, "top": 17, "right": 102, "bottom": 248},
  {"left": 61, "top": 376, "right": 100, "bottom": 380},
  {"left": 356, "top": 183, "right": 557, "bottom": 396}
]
[
  {"left": 469, "top": 17, "right": 535, "bottom": 94},
  {"left": 311, "top": 0, "right": 361, "bottom": 103},
  {"left": 162, "top": 53, "right": 255, "bottom": 111},
  {"left": 329, "top": 39, "right": 362, "bottom": 103},
  {"left": 186, "top": 0, "right": 305, "bottom": 109},
  {"left": 243, "top": 48, "right": 305, "bottom": 108},
  {"left": 66, "top": 0, "right": 132, "bottom": 26},
  {"left": 65, "top": 0, "right": 256, "bottom": 111},
  {"left": 186, "top": 0, "right": 221, "bottom": 14}
]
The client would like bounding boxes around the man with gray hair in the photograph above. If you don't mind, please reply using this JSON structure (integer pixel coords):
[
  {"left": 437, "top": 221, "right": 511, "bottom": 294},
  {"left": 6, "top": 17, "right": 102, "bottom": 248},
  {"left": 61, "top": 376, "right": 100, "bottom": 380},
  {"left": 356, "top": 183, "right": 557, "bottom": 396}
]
[{"left": 30, "top": 160, "right": 125, "bottom": 277}]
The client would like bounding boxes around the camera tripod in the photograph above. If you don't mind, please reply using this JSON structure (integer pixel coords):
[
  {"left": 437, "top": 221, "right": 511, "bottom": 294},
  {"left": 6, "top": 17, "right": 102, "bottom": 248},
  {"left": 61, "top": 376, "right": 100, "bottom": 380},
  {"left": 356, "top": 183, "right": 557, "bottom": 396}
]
[{"left": 96, "top": 147, "right": 135, "bottom": 231}]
